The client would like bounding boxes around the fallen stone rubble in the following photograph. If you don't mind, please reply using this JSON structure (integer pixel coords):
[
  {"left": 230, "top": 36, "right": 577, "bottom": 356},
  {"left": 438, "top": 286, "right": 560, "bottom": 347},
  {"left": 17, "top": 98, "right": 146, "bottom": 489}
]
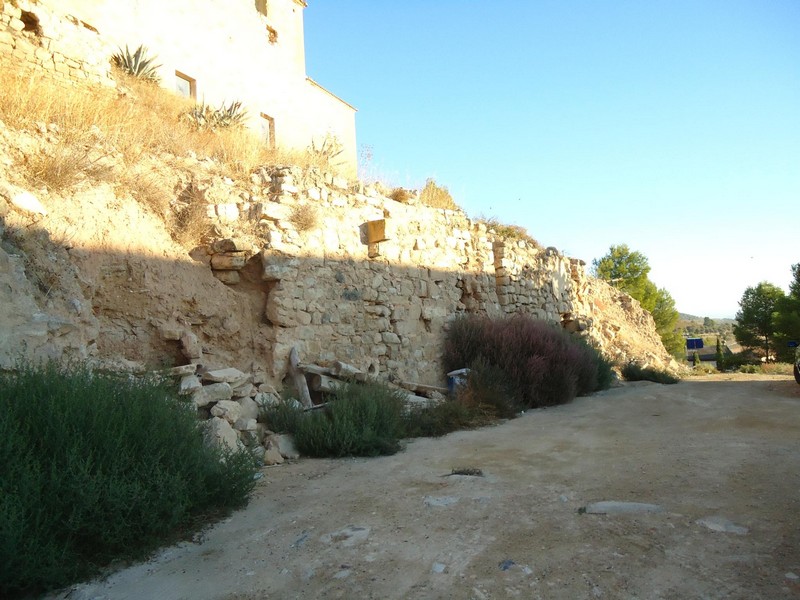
[{"left": 160, "top": 363, "right": 298, "bottom": 466}]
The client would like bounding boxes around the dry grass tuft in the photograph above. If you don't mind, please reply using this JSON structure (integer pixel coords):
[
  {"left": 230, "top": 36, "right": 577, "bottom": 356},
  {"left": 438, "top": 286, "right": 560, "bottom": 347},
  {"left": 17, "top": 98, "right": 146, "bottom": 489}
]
[
  {"left": 170, "top": 182, "right": 209, "bottom": 247},
  {"left": 0, "top": 60, "right": 346, "bottom": 186},
  {"left": 480, "top": 217, "right": 541, "bottom": 248},
  {"left": 388, "top": 187, "right": 414, "bottom": 203},
  {"left": 26, "top": 143, "right": 94, "bottom": 191},
  {"left": 419, "top": 178, "right": 459, "bottom": 210},
  {"left": 289, "top": 203, "right": 319, "bottom": 233},
  {"left": 121, "top": 169, "right": 173, "bottom": 219}
]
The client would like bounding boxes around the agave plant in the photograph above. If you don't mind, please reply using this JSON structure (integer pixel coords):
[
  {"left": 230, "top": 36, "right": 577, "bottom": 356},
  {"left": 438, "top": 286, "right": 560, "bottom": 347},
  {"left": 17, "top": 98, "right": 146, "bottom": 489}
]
[
  {"left": 185, "top": 100, "right": 247, "bottom": 130},
  {"left": 112, "top": 45, "right": 162, "bottom": 83},
  {"left": 309, "top": 134, "right": 344, "bottom": 167},
  {"left": 214, "top": 100, "right": 248, "bottom": 128}
]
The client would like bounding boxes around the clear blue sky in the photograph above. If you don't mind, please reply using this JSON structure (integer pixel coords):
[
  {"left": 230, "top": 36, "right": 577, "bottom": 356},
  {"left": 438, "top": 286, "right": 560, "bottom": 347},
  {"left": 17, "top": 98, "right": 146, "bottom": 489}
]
[{"left": 305, "top": 1, "right": 799, "bottom": 318}]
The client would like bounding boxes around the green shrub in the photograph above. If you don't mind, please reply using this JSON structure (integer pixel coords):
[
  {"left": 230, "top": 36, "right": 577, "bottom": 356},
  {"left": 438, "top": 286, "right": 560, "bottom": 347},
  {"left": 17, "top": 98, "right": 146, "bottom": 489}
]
[
  {"left": 401, "top": 397, "right": 480, "bottom": 438},
  {"left": 732, "top": 362, "right": 791, "bottom": 375},
  {"left": 691, "top": 362, "right": 718, "bottom": 375},
  {"left": 621, "top": 363, "right": 680, "bottom": 384},
  {"left": 287, "top": 380, "right": 407, "bottom": 457},
  {"left": 725, "top": 350, "right": 762, "bottom": 370},
  {"left": 0, "top": 361, "right": 257, "bottom": 598},
  {"left": 112, "top": 45, "right": 161, "bottom": 82},
  {"left": 460, "top": 357, "right": 521, "bottom": 419},
  {"left": 399, "top": 360, "right": 519, "bottom": 437},
  {"left": 442, "top": 315, "right": 611, "bottom": 409},
  {"left": 262, "top": 398, "right": 304, "bottom": 433}
]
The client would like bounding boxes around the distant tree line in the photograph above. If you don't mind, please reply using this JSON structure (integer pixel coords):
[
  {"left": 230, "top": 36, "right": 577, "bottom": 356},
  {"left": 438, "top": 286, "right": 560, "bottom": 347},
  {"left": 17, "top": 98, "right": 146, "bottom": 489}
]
[
  {"left": 734, "top": 264, "right": 800, "bottom": 362},
  {"left": 680, "top": 317, "right": 734, "bottom": 337}
]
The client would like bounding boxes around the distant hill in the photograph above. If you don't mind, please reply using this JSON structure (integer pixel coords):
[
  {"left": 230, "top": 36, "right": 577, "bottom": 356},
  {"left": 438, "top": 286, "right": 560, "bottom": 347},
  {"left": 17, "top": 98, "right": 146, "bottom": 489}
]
[{"left": 679, "top": 313, "right": 736, "bottom": 324}]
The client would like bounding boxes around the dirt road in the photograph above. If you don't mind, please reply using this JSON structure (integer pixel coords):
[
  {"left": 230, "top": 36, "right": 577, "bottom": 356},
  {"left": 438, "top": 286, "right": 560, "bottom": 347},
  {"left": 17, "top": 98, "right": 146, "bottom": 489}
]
[{"left": 54, "top": 374, "right": 800, "bottom": 600}]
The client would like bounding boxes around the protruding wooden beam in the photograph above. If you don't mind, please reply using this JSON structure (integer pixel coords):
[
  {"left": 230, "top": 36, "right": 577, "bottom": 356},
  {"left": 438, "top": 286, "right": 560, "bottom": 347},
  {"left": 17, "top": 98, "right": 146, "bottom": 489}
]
[{"left": 288, "top": 347, "right": 313, "bottom": 409}]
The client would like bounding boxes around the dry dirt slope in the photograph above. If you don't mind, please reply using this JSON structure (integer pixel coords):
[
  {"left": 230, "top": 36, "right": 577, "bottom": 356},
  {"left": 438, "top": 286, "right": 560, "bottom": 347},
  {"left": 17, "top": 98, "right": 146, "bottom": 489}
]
[{"left": 52, "top": 374, "right": 800, "bottom": 600}]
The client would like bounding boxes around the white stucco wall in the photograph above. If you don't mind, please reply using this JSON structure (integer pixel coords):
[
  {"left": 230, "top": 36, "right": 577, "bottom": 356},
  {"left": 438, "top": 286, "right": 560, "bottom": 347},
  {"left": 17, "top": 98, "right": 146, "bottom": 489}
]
[{"left": 33, "top": 0, "right": 356, "bottom": 176}]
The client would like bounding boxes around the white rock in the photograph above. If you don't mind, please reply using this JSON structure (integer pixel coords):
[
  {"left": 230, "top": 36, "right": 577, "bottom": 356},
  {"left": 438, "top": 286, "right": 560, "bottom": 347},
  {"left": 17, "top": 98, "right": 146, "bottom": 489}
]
[
  {"left": 5, "top": 187, "right": 48, "bottom": 216},
  {"left": 696, "top": 516, "right": 749, "bottom": 535},
  {"left": 192, "top": 382, "right": 232, "bottom": 408},
  {"left": 216, "top": 203, "right": 239, "bottom": 222},
  {"left": 203, "top": 367, "right": 248, "bottom": 384},
  {"left": 424, "top": 496, "right": 460, "bottom": 507},
  {"left": 181, "top": 331, "right": 202, "bottom": 360},
  {"left": 275, "top": 433, "right": 300, "bottom": 459},
  {"left": 160, "top": 323, "right": 183, "bottom": 341},
  {"left": 252, "top": 371, "right": 269, "bottom": 385},
  {"left": 263, "top": 444, "right": 284, "bottom": 465},
  {"left": 256, "top": 202, "right": 291, "bottom": 221},
  {"left": 584, "top": 501, "right": 664, "bottom": 515},
  {"left": 237, "top": 396, "right": 260, "bottom": 420},
  {"left": 211, "top": 399, "right": 242, "bottom": 423},
  {"left": 179, "top": 375, "right": 201, "bottom": 395},
  {"left": 166, "top": 364, "right": 196, "bottom": 376},
  {"left": 204, "top": 417, "right": 239, "bottom": 452},
  {"left": 234, "top": 417, "right": 258, "bottom": 431},
  {"left": 232, "top": 382, "right": 254, "bottom": 398}
]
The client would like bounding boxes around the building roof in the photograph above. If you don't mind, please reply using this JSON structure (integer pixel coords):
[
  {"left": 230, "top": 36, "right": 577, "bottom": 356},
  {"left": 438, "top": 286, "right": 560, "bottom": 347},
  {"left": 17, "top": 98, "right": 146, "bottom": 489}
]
[{"left": 306, "top": 77, "right": 357, "bottom": 112}]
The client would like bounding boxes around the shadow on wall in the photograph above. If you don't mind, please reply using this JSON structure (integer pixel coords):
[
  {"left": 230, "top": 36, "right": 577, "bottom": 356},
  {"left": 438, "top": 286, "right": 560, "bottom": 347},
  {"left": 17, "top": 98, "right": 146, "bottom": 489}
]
[{"left": 0, "top": 216, "right": 582, "bottom": 389}]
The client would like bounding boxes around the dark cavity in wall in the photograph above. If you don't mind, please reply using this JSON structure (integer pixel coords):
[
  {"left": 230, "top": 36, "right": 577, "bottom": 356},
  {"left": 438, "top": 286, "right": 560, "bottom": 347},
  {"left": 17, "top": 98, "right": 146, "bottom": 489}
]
[{"left": 20, "top": 11, "right": 42, "bottom": 36}]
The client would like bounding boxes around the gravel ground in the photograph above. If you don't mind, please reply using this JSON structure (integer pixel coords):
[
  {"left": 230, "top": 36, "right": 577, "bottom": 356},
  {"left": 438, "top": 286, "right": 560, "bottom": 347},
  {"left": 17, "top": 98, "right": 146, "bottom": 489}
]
[{"left": 52, "top": 374, "right": 800, "bottom": 600}]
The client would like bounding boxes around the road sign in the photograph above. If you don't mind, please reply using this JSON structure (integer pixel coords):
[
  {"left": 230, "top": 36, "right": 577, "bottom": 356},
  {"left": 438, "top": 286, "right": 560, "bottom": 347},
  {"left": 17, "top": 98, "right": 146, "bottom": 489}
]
[{"left": 686, "top": 338, "right": 704, "bottom": 350}]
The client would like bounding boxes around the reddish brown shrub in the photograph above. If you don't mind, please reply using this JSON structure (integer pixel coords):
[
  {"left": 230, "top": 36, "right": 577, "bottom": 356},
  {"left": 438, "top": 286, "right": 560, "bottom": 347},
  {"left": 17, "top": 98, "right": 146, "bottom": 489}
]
[{"left": 443, "top": 315, "right": 608, "bottom": 408}]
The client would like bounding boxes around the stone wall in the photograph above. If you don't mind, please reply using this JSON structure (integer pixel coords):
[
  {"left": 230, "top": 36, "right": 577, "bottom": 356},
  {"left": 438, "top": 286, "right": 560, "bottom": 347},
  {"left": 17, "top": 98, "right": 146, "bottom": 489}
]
[
  {"left": 0, "top": 0, "right": 357, "bottom": 175},
  {"left": 0, "top": 1, "right": 114, "bottom": 85},
  {"left": 186, "top": 165, "right": 674, "bottom": 385},
  {"left": 0, "top": 102, "right": 674, "bottom": 388}
]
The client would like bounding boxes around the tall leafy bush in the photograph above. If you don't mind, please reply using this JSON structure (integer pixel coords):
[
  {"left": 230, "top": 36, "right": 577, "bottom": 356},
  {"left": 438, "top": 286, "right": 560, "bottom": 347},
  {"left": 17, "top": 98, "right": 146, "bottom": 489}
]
[{"left": 443, "top": 315, "right": 611, "bottom": 408}]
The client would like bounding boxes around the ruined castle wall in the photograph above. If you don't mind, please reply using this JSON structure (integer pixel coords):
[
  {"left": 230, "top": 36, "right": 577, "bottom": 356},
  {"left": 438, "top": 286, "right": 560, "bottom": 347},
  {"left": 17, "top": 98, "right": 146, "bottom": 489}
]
[
  {"left": 0, "top": 117, "right": 673, "bottom": 385},
  {"left": 0, "top": 1, "right": 114, "bottom": 85},
  {"left": 189, "top": 165, "right": 671, "bottom": 386}
]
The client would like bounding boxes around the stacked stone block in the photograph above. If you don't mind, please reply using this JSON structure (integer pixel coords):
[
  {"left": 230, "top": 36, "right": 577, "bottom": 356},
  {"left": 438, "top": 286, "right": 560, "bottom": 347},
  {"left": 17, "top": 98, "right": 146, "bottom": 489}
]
[
  {"left": 184, "top": 164, "right": 605, "bottom": 386},
  {"left": 0, "top": 1, "right": 114, "bottom": 85}
]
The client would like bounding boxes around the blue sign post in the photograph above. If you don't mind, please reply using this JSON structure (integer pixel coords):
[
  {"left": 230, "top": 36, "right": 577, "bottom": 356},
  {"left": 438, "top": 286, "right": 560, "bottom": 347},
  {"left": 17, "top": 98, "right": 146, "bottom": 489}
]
[{"left": 686, "top": 338, "right": 704, "bottom": 350}]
